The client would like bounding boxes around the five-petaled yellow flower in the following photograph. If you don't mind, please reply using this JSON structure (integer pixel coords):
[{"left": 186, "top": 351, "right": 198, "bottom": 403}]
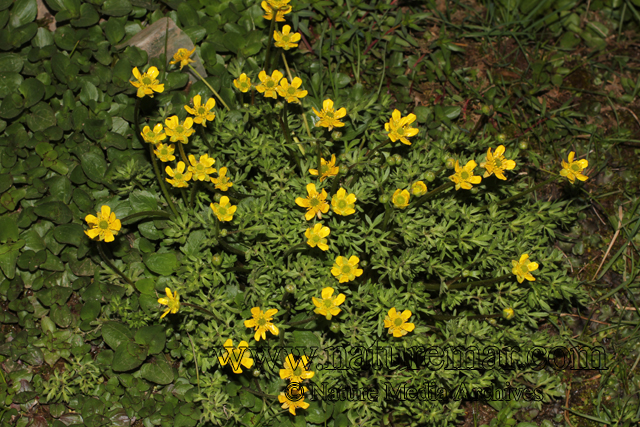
[
  {"left": 164, "top": 116, "right": 195, "bottom": 144},
  {"left": 244, "top": 307, "right": 279, "bottom": 341},
  {"left": 233, "top": 73, "right": 252, "bottom": 93},
  {"left": 385, "top": 109, "right": 419, "bottom": 145},
  {"left": 295, "top": 183, "right": 330, "bottom": 221},
  {"left": 481, "top": 145, "right": 516, "bottom": 180},
  {"left": 384, "top": 307, "right": 415, "bottom": 337},
  {"left": 267, "top": 0, "right": 291, "bottom": 8},
  {"left": 512, "top": 254, "right": 539, "bottom": 283},
  {"left": 211, "top": 166, "right": 233, "bottom": 191},
  {"left": 188, "top": 154, "right": 216, "bottom": 181},
  {"left": 312, "top": 99, "right": 346, "bottom": 131},
  {"left": 309, "top": 154, "right": 339, "bottom": 181},
  {"left": 411, "top": 181, "right": 427, "bottom": 197},
  {"left": 154, "top": 143, "right": 176, "bottom": 162},
  {"left": 158, "top": 287, "right": 180, "bottom": 319},
  {"left": 210, "top": 196, "right": 237, "bottom": 222},
  {"left": 331, "top": 255, "right": 363, "bottom": 283},
  {"left": 141, "top": 123, "right": 166, "bottom": 144},
  {"left": 184, "top": 95, "right": 216, "bottom": 127},
  {"left": 276, "top": 77, "right": 308, "bottom": 103},
  {"left": 165, "top": 161, "right": 192, "bottom": 188},
  {"left": 84, "top": 205, "right": 121, "bottom": 242},
  {"left": 278, "top": 386, "right": 309, "bottom": 416},
  {"left": 392, "top": 189, "right": 410, "bottom": 209},
  {"left": 170, "top": 47, "right": 195, "bottom": 70},
  {"left": 560, "top": 151, "right": 589, "bottom": 184},
  {"left": 312, "top": 287, "right": 345, "bottom": 319},
  {"left": 274, "top": 25, "right": 301, "bottom": 50},
  {"left": 130, "top": 66, "right": 164, "bottom": 98},
  {"left": 261, "top": 1, "right": 291, "bottom": 21},
  {"left": 331, "top": 188, "right": 356, "bottom": 216},
  {"left": 305, "top": 223, "right": 330, "bottom": 251},
  {"left": 256, "top": 69, "right": 283, "bottom": 99},
  {"left": 218, "top": 339, "right": 254, "bottom": 374},
  {"left": 449, "top": 160, "right": 482, "bottom": 190},
  {"left": 279, "top": 354, "right": 314, "bottom": 383}
]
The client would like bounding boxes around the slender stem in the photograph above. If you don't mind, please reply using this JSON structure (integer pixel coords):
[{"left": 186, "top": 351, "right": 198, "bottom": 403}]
[
  {"left": 286, "top": 314, "right": 319, "bottom": 326},
  {"left": 97, "top": 242, "right": 134, "bottom": 287},
  {"left": 264, "top": 13, "right": 278, "bottom": 72},
  {"left": 423, "top": 274, "right": 513, "bottom": 291},
  {"left": 189, "top": 182, "right": 199, "bottom": 209},
  {"left": 316, "top": 139, "right": 322, "bottom": 176},
  {"left": 135, "top": 99, "right": 179, "bottom": 218},
  {"left": 180, "top": 188, "right": 189, "bottom": 206},
  {"left": 428, "top": 313, "right": 502, "bottom": 321},
  {"left": 178, "top": 141, "right": 189, "bottom": 164},
  {"left": 120, "top": 210, "right": 172, "bottom": 224},
  {"left": 243, "top": 386, "right": 276, "bottom": 400},
  {"left": 197, "top": 125, "right": 211, "bottom": 148},
  {"left": 478, "top": 176, "right": 558, "bottom": 211},
  {"left": 283, "top": 242, "right": 306, "bottom": 258},
  {"left": 187, "top": 64, "right": 230, "bottom": 111},
  {"left": 219, "top": 237, "right": 246, "bottom": 257},
  {"left": 280, "top": 52, "right": 312, "bottom": 138},
  {"left": 281, "top": 51, "right": 292, "bottom": 80},
  {"left": 381, "top": 203, "right": 393, "bottom": 231},
  {"left": 329, "top": 170, "right": 342, "bottom": 195},
  {"left": 186, "top": 331, "right": 200, "bottom": 394},
  {"left": 413, "top": 182, "right": 455, "bottom": 209}
]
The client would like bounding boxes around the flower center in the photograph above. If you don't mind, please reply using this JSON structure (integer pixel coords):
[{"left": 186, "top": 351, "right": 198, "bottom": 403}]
[
  {"left": 196, "top": 164, "right": 204, "bottom": 171},
  {"left": 309, "top": 198, "right": 320, "bottom": 207},
  {"left": 311, "top": 235, "right": 320, "bottom": 243},
  {"left": 571, "top": 163, "right": 580, "bottom": 171},
  {"left": 257, "top": 317, "right": 267, "bottom": 326},
  {"left": 147, "top": 131, "right": 156, "bottom": 138},
  {"left": 338, "top": 200, "right": 347, "bottom": 209},
  {"left": 267, "top": 81, "right": 275, "bottom": 88},
  {"left": 283, "top": 35, "right": 291, "bottom": 42},
  {"left": 218, "top": 206, "right": 228, "bottom": 216},
  {"left": 198, "top": 107, "right": 206, "bottom": 115},
  {"left": 342, "top": 265, "right": 351, "bottom": 274},
  {"left": 494, "top": 158, "right": 503, "bottom": 168},
  {"left": 396, "top": 196, "right": 405, "bottom": 205},
  {"left": 175, "top": 173, "right": 183, "bottom": 180},
  {"left": 396, "top": 127, "right": 405, "bottom": 136},
  {"left": 394, "top": 318, "right": 403, "bottom": 326},
  {"left": 520, "top": 265, "right": 529, "bottom": 275},
  {"left": 176, "top": 126, "right": 184, "bottom": 133},
  {"left": 324, "top": 299, "right": 333, "bottom": 308},
  {"left": 99, "top": 220, "right": 109, "bottom": 230},
  {"left": 325, "top": 111, "right": 334, "bottom": 118},
  {"left": 142, "top": 77, "right": 151, "bottom": 85},
  {"left": 293, "top": 367, "right": 302, "bottom": 376},
  {"left": 287, "top": 87, "right": 296, "bottom": 95},
  {"left": 160, "top": 148, "right": 168, "bottom": 155},
  {"left": 460, "top": 171, "right": 469, "bottom": 180}
]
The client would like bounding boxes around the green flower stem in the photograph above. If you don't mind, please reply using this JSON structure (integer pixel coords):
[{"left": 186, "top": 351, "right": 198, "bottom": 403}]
[
  {"left": 120, "top": 210, "right": 173, "bottom": 224},
  {"left": 283, "top": 242, "right": 306, "bottom": 258},
  {"left": 188, "top": 181, "right": 199, "bottom": 209},
  {"left": 281, "top": 51, "right": 312, "bottom": 138},
  {"left": 428, "top": 313, "right": 502, "bottom": 321},
  {"left": 135, "top": 99, "right": 179, "bottom": 218},
  {"left": 182, "top": 302, "right": 223, "bottom": 321},
  {"left": 180, "top": 188, "right": 189, "bottom": 206},
  {"left": 243, "top": 386, "right": 276, "bottom": 400},
  {"left": 423, "top": 274, "right": 513, "bottom": 291},
  {"left": 478, "top": 176, "right": 558, "bottom": 211},
  {"left": 285, "top": 314, "right": 319, "bottom": 326},
  {"left": 343, "top": 139, "right": 392, "bottom": 185},
  {"left": 177, "top": 141, "right": 189, "bottom": 165},
  {"left": 263, "top": 13, "right": 278, "bottom": 72},
  {"left": 197, "top": 125, "right": 211, "bottom": 148},
  {"left": 328, "top": 171, "right": 342, "bottom": 196},
  {"left": 413, "top": 182, "right": 455, "bottom": 209},
  {"left": 186, "top": 64, "right": 230, "bottom": 111},
  {"left": 97, "top": 242, "right": 134, "bottom": 287},
  {"left": 186, "top": 331, "right": 200, "bottom": 394},
  {"left": 381, "top": 203, "right": 393, "bottom": 231},
  {"left": 219, "top": 237, "right": 246, "bottom": 257}
]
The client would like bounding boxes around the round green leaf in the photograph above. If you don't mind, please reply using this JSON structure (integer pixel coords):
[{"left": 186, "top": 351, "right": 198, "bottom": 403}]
[
  {"left": 0, "top": 53, "right": 24, "bottom": 72},
  {"left": 112, "top": 341, "right": 147, "bottom": 372},
  {"left": 0, "top": 92, "right": 24, "bottom": 119},
  {"left": 134, "top": 324, "right": 165, "bottom": 354},
  {"left": 0, "top": 73, "right": 23, "bottom": 99},
  {"left": 80, "top": 300, "right": 101, "bottom": 321},
  {"left": 71, "top": 3, "right": 99, "bottom": 27},
  {"left": 140, "top": 359, "right": 174, "bottom": 384},
  {"left": 34, "top": 201, "right": 73, "bottom": 224},
  {"left": 50, "top": 303, "right": 71, "bottom": 328},
  {"left": 26, "top": 101, "right": 56, "bottom": 132},
  {"left": 79, "top": 146, "right": 107, "bottom": 183},
  {"left": 143, "top": 252, "right": 177, "bottom": 276},
  {"left": 53, "top": 223, "right": 85, "bottom": 247},
  {"left": 10, "top": 0, "right": 37, "bottom": 27},
  {"left": 101, "top": 321, "right": 134, "bottom": 350},
  {"left": 104, "top": 17, "right": 125, "bottom": 45},
  {"left": 101, "top": 0, "right": 132, "bottom": 17}
]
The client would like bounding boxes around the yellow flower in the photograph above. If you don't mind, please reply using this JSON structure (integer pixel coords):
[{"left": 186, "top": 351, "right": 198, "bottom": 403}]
[
  {"left": 480, "top": 145, "right": 516, "bottom": 180},
  {"left": 276, "top": 77, "right": 308, "bottom": 103},
  {"left": 385, "top": 109, "right": 419, "bottom": 145},
  {"left": 560, "top": 151, "right": 589, "bottom": 184},
  {"left": 210, "top": 196, "right": 237, "bottom": 222},
  {"left": 157, "top": 287, "right": 180, "bottom": 319},
  {"left": 411, "top": 181, "right": 427, "bottom": 197},
  {"left": 305, "top": 223, "right": 330, "bottom": 251},
  {"left": 278, "top": 386, "right": 309, "bottom": 416},
  {"left": 256, "top": 69, "right": 283, "bottom": 99},
  {"left": 261, "top": 1, "right": 291, "bottom": 21},
  {"left": 84, "top": 205, "right": 121, "bottom": 242},
  {"left": 503, "top": 307, "right": 515, "bottom": 320},
  {"left": 164, "top": 116, "right": 195, "bottom": 144},
  {"left": 218, "top": 339, "right": 254, "bottom": 374},
  {"left": 129, "top": 66, "right": 164, "bottom": 98},
  {"left": 449, "top": 160, "right": 482, "bottom": 190},
  {"left": 154, "top": 143, "right": 176, "bottom": 162},
  {"left": 244, "top": 307, "right": 279, "bottom": 341},
  {"left": 312, "top": 287, "right": 345, "bottom": 319},
  {"left": 274, "top": 25, "right": 301, "bottom": 50},
  {"left": 165, "top": 161, "right": 192, "bottom": 188},
  {"left": 233, "top": 73, "right": 252, "bottom": 93},
  {"left": 141, "top": 123, "right": 166, "bottom": 144},
  {"left": 331, "top": 255, "right": 363, "bottom": 283},
  {"left": 184, "top": 95, "right": 216, "bottom": 127},
  {"left": 384, "top": 307, "right": 415, "bottom": 337},
  {"left": 511, "top": 254, "right": 538, "bottom": 283},
  {"left": 295, "top": 183, "right": 330, "bottom": 221},
  {"left": 279, "top": 354, "right": 314, "bottom": 383},
  {"left": 309, "top": 154, "right": 339, "bottom": 181},
  {"left": 170, "top": 47, "right": 195, "bottom": 70},
  {"left": 211, "top": 166, "right": 233, "bottom": 191},
  {"left": 312, "top": 99, "right": 347, "bottom": 131},
  {"left": 331, "top": 187, "right": 356, "bottom": 216},
  {"left": 392, "top": 189, "right": 410, "bottom": 209},
  {"left": 267, "top": 0, "right": 291, "bottom": 8},
  {"left": 188, "top": 154, "right": 216, "bottom": 181}
]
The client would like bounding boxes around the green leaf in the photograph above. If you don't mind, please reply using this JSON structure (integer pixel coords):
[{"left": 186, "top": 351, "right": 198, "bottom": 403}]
[
  {"left": 0, "top": 92, "right": 25, "bottom": 119},
  {"left": 46, "top": 175, "right": 72, "bottom": 204},
  {"left": 143, "top": 252, "right": 177, "bottom": 276},
  {"left": 34, "top": 201, "right": 74, "bottom": 224},
  {"left": 0, "top": 240, "right": 25, "bottom": 279},
  {"left": 177, "top": 2, "right": 199, "bottom": 27},
  {"left": 140, "top": 359, "right": 173, "bottom": 384},
  {"left": 135, "top": 278, "right": 155, "bottom": 295},
  {"left": 104, "top": 17, "right": 125, "bottom": 45},
  {"left": 0, "top": 53, "right": 24, "bottom": 72},
  {"left": 26, "top": 101, "right": 56, "bottom": 132},
  {"left": 69, "top": 256, "right": 98, "bottom": 276},
  {"left": 71, "top": 3, "right": 99, "bottom": 27},
  {"left": 101, "top": 0, "right": 132, "bottom": 16},
  {"left": 36, "top": 285, "right": 72, "bottom": 307},
  {"left": 16, "top": 249, "right": 46, "bottom": 272},
  {"left": 134, "top": 324, "right": 165, "bottom": 354},
  {"left": 50, "top": 303, "right": 72, "bottom": 328},
  {"left": 130, "top": 190, "right": 158, "bottom": 213},
  {"left": 79, "top": 146, "right": 108, "bottom": 183},
  {"left": 0, "top": 213, "right": 19, "bottom": 243},
  {"left": 10, "top": 0, "right": 37, "bottom": 27},
  {"left": 0, "top": 73, "right": 23, "bottom": 99},
  {"left": 112, "top": 341, "right": 147, "bottom": 372},
  {"left": 80, "top": 300, "right": 101, "bottom": 321},
  {"left": 305, "top": 401, "right": 332, "bottom": 424},
  {"left": 53, "top": 224, "right": 86, "bottom": 247},
  {"left": 101, "top": 321, "right": 134, "bottom": 350},
  {"left": 291, "top": 330, "right": 320, "bottom": 348},
  {"left": 40, "top": 250, "right": 64, "bottom": 271},
  {"left": 19, "top": 78, "right": 44, "bottom": 108},
  {"left": 83, "top": 118, "right": 109, "bottom": 141},
  {"left": 79, "top": 81, "right": 99, "bottom": 105}
]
